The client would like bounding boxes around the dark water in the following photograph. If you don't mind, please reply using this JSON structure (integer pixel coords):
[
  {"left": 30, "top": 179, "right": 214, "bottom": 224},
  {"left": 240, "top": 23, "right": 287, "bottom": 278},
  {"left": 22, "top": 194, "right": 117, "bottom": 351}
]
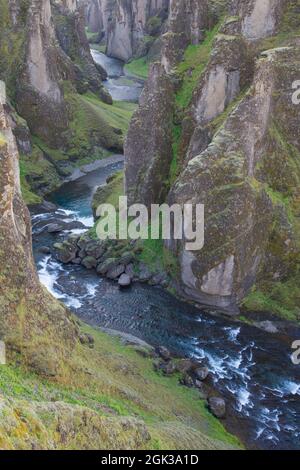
[
  {"left": 91, "top": 50, "right": 144, "bottom": 103},
  {"left": 31, "top": 164, "right": 300, "bottom": 451}
]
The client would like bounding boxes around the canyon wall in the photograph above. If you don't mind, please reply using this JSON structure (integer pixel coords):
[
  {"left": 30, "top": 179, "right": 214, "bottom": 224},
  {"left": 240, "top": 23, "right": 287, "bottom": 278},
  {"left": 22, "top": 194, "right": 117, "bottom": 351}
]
[
  {"left": 0, "top": 77, "right": 238, "bottom": 450},
  {"left": 125, "top": 0, "right": 300, "bottom": 316},
  {"left": 0, "top": 81, "right": 78, "bottom": 374},
  {"left": 0, "top": 0, "right": 124, "bottom": 198},
  {"left": 84, "top": 0, "right": 170, "bottom": 61}
]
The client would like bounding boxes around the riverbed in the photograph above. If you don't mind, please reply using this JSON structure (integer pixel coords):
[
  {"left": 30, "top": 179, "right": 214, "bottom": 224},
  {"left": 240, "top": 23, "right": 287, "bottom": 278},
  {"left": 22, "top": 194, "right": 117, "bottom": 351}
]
[{"left": 30, "top": 52, "right": 300, "bottom": 450}]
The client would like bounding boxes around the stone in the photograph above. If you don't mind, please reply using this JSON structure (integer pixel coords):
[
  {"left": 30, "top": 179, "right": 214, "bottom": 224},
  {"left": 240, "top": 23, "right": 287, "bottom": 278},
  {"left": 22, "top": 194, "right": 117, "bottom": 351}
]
[
  {"left": 106, "top": 264, "right": 125, "bottom": 280},
  {"left": 156, "top": 346, "right": 171, "bottom": 362},
  {"left": 175, "top": 359, "right": 194, "bottom": 374},
  {"left": 160, "top": 361, "right": 176, "bottom": 376},
  {"left": 180, "top": 374, "right": 194, "bottom": 388},
  {"left": 138, "top": 264, "right": 152, "bottom": 282},
  {"left": 81, "top": 257, "right": 97, "bottom": 270},
  {"left": 254, "top": 321, "right": 279, "bottom": 334},
  {"left": 208, "top": 397, "right": 226, "bottom": 419},
  {"left": 38, "top": 246, "right": 51, "bottom": 255},
  {"left": 53, "top": 242, "right": 77, "bottom": 264},
  {"left": 79, "top": 333, "right": 95, "bottom": 347},
  {"left": 194, "top": 366, "right": 209, "bottom": 381},
  {"left": 195, "top": 381, "right": 210, "bottom": 400},
  {"left": 120, "top": 252, "right": 134, "bottom": 266},
  {"left": 118, "top": 274, "right": 132, "bottom": 288},
  {"left": 39, "top": 200, "right": 58, "bottom": 213},
  {"left": 125, "top": 264, "right": 135, "bottom": 279},
  {"left": 97, "top": 258, "right": 118, "bottom": 276},
  {"left": 47, "top": 223, "right": 64, "bottom": 233},
  {"left": 85, "top": 241, "right": 105, "bottom": 260}
]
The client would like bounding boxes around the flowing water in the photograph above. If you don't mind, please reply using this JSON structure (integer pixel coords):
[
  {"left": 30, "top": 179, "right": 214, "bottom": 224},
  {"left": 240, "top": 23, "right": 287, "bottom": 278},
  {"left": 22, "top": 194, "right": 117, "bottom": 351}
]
[
  {"left": 30, "top": 53, "right": 300, "bottom": 450},
  {"left": 91, "top": 50, "right": 144, "bottom": 103}
]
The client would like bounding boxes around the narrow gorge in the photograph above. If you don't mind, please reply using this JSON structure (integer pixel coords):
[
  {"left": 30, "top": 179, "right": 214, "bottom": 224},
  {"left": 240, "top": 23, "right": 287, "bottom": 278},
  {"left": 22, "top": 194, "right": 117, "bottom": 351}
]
[{"left": 0, "top": 0, "right": 299, "bottom": 452}]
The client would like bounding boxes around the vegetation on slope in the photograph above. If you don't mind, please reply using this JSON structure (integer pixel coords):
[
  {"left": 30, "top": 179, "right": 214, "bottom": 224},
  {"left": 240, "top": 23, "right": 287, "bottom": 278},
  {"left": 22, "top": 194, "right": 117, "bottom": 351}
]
[
  {"left": 125, "top": 57, "right": 150, "bottom": 80},
  {"left": 0, "top": 323, "right": 241, "bottom": 450}
]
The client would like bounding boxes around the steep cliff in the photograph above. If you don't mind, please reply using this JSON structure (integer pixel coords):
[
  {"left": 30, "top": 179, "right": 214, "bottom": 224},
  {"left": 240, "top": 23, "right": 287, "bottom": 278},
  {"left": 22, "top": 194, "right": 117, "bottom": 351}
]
[
  {"left": 85, "top": 0, "right": 170, "bottom": 62},
  {"left": 0, "top": 82, "right": 78, "bottom": 373},
  {"left": 0, "top": 0, "right": 126, "bottom": 200},
  {"left": 124, "top": 0, "right": 300, "bottom": 319},
  {"left": 0, "top": 81, "right": 240, "bottom": 450}
]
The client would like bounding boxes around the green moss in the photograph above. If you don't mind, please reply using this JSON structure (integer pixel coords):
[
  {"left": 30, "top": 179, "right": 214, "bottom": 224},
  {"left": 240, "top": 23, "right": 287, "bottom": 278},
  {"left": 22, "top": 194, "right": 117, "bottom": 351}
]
[
  {"left": 90, "top": 44, "right": 106, "bottom": 53},
  {"left": 0, "top": 323, "right": 242, "bottom": 450},
  {"left": 175, "top": 22, "right": 222, "bottom": 109},
  {"left": 0, "top": 131, "right": 6, "bottom": 147},
  {"left": 19, "top": 175, "right": 42, "bottom": 205},
  {"left": 125, "top": 57, "right": 150, "bottom": 79},
  {"left": 260, "top": 0, "right": 300, "bottom": 50},
  {"left": 0, "top": 0, "right": 29, "bottom": 97},
  {"left": 169, "top": 125, "right": 182, "bottom": 186},
  {"left": 243, "top": 276, "right": 300, "bottom": 322}
]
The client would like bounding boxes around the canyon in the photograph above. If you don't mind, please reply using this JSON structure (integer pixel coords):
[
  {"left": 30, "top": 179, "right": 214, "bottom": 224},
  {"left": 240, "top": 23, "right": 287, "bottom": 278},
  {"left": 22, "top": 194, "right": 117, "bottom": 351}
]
[{"left": 0, "top": 0, "right": 299, "bottom": 451}]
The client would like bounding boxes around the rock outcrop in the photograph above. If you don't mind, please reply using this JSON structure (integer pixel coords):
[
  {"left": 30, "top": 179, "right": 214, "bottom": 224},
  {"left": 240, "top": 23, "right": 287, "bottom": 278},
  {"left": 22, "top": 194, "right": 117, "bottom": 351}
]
[
  {"left": 125, "top": 0, "right": 300, "bottom": 316},
  {"left": 125, "top": 62, "right": 174, "bottom": 206},
  {"left": 0, "top": 79, "right": 241, "bottom": 450},
  {"left": 0, "top": 81, "right": 78, "bottom": 372},
  {"left": 85, "top": 0, "right": 170, "bottom": 61},
  {"left": 161, "top": 0, "right": 209, "bottom": 73}
]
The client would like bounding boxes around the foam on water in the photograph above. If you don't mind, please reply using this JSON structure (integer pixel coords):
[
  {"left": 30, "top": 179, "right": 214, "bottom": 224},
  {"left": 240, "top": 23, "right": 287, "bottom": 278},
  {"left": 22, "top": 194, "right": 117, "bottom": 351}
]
[{"left": 38, "top": 256, "right": 82, "bottom": 310}]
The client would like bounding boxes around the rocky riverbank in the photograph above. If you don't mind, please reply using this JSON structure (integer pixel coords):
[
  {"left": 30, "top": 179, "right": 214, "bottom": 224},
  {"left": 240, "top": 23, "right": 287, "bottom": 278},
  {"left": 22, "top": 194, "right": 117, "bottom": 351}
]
[{"left": 53, "top": 232, "right": 171, "bottom": 288}]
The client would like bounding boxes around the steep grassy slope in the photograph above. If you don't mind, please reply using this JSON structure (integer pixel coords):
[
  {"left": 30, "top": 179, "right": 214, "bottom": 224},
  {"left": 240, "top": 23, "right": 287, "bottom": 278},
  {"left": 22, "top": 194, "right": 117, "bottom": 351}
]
[{"left": 0, "top": 324, "right": 241, "bottom": 450}]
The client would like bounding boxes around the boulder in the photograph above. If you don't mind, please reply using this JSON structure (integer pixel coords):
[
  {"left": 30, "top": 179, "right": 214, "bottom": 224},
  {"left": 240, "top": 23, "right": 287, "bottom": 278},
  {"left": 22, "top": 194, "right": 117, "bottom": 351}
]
[
  {"left": 138, "top": 264, "right": 152, "bottom": 282},
  {"left": 81, "top": 257, "right": 97, "bottom": 270},
  {"left": 53, "top": 242, "right": 77, "bottom": 264},
  {"left": 107, "top": 264, "right": 125, "bottom": 280},
  {"left": 160, "top": 361, "right": 176, "bottom": 376},
  {"left": 195, "top": 381, "right": 210, "bottom": 400},
  {"left": 38, "top": 246, "right": 51, "bottom": 255},
  {"left": 79, "top": 333, "right": 95, "bottom": 348},
  {"left": 97, "top": 258, "right": 118, "bottom": 276},
  {"left": 47, "top": 221, "right": 86, "bottom": 233},
  {"left": 208, "top": 397, "right": 226, "bottom": 419},
  {"left": 254, "top": 321, "right": 279, "bottom": 334},
  {"left": 120, "top": 252, "right": 134, "bottom": 266},
  {"left": 180, "top": 374, "right": 194, "bottom": 388},
  {"left": 175, "top": 359, "right": 194, "bottom": 374},
  {"left": 47, "top": 223, "right": 64, "bottom": 233},
  {"left": 194, "top": 366, "right": 209, "bottom": 381},
  {"left": 118, "top": 274, "right": 132, "bottom": 288},
  {"left": 85, "top": 241, "right": 105, "bottom": 260},
  {"left": 125, "top": 264, "right": 135, "bottom": 279},
  {"left": 156, "top": 346, "right": 171, "bottom": 362}
]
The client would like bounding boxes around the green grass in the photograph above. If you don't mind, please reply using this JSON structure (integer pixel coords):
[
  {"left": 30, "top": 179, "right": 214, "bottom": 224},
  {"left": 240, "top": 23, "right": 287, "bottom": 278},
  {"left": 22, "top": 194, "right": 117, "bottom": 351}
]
[
  {"left": 90, "top": 43, "right": 106, "bottom": 53},
  {"left": 175, "top": 22, "right": 222, "bottom": 109},
  {"left": 0, "top": 131, "right": 6, "bottom": 147},
  {"left": 243, "top": 274, "right": 300, "bottom": 322},
  {"left": 0, "top": 323, "right": 242, "bottom": 450},
  {"left": 259, "top": 0, "right": 300, "bottom": 50},
  {"left": 82, "top": 92, "right": 136, "bottom": 134},
  {"left": 125, "top": 57, "right": 150, "bottom": 79},
  {"left": 137, "top": 233, "right": 179, "bottom": 278}
]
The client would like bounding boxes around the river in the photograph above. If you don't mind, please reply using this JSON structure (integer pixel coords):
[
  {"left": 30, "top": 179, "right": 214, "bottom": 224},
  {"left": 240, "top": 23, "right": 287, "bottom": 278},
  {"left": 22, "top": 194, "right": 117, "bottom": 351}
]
[{"left": 30, "top": 52, "right": 300, "bottom": 450}]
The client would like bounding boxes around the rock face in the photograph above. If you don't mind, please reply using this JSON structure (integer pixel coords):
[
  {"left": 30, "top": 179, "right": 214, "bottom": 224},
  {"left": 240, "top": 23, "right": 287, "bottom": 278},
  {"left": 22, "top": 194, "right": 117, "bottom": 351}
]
[
  {"left": 125, "top": 62, "right": 174, "bottom": 206},
  {"left": 85, "top": 0, "right": 170, "bottom": 61},
  {"left": 16, "top": 0, "right": 69, "bottom": 147},
  {"left": 0, "top": 81, "right": 78, "bottom": 371},
  {"left": 1, "top": 0, "right": 110, "bottom": 149},
  {"left": 161, "top": 0, "right": 209, "bottom": 73},
  {"left": 125, "top": 0, "right": 300, "bottom": 315}
]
